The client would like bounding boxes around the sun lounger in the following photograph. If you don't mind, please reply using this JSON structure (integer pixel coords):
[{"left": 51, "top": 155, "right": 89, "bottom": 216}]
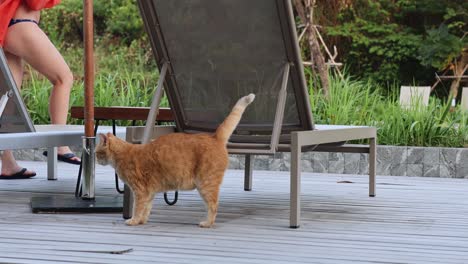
[
  {"left": 461, "top": 87, "right": 468, "bottom": 111},
  {"left": 127, "top": 0, "right": 377, "bottom": 228},
  {"left": 399, "top": 86, "right": 431, "bottom": 108}
]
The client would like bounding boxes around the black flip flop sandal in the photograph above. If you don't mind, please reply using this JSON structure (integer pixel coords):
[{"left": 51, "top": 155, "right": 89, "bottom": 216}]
[
  {"left": 43, "top": 151, "right": 81, "bottom": 165},
  {"left": 0, "top": 168, "right": 36, "bottom": 180}
]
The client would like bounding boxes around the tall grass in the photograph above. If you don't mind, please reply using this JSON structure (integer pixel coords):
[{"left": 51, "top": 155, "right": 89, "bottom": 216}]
[
  {"left": 310, "top": 75, "right": 382, "bottom": 126},
  {"left": 22, "top": 69, "right": 169, "bottom": 126},
  {"left": 309, "top": 75, "right": 468, "bottom": 147},
  {"left": 20, "top": 43, "right": 167, "bottom": 126},
  {"left": 19, "top": 45, "right": 467, "bottom": 147},
  {"left": 376, "top": 98, "right": 456, "bottom": 147}
]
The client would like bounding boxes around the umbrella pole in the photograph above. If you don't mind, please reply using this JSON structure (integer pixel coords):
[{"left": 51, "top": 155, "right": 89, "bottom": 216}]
[
  {"left": 30, "top": 0, "right": 123, "bottom": 213},
  {"left": 81, "top": 0, "right": 96, "bottom": 200}
]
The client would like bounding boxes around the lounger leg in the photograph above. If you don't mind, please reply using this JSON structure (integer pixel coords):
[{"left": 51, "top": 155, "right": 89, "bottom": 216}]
[
  {"left": 123, "top": 184, "right": 133, "bottom": 219},
  {"left": 369, "top": 137, "right": 376, "bottom": 197},
  {"left": 47, "top": 147, "right": 57, "bottom": 180},
  {"left": 244, "top": 154, "right": 253, "bottom": 191},
  {"left": 290, "top": 133, "right": 301, "bottom": 228}
]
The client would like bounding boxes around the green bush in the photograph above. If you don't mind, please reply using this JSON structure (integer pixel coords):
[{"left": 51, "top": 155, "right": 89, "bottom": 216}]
[
  {"left": 104, "top": 0, "right": 145, "bottom": 44},
  {"left": 324, "top": 0, "right": 467, "bottom": 86},
  {"left": 326, "top": 1, "right": 422, "bottom": 84},
  {"left": 40, "top": 0, "right": 83, "bottom": 46},
  {"left": 41, "top": 0, "right": 146, "bottom": 46},
  {"left": 418, "top": 24, "right": 465, "bottom": 70}
]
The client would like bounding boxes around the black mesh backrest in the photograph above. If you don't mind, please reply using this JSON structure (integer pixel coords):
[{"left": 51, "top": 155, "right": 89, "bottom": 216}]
[
  {"left": 138, "top": 0, "right": 314, "bottom": 141},
  {"left": 0, "top": 49, "right": 35, "bottom": 133}
]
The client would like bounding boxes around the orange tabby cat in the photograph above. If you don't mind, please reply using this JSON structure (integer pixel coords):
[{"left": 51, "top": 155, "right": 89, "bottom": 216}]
[{"left": 96, "top": 94, "right": 255, "bottom": 227}]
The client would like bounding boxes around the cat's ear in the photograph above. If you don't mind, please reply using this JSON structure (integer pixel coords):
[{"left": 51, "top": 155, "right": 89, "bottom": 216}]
[{"left": 99, "top": 133, "right": 108, "bottom": 145}]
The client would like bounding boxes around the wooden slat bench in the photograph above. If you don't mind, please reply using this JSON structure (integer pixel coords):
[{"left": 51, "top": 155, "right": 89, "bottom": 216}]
[
  {"left": 70, "top": 106, "right": 174, "bottom": 136},
  {"left": 70, "top": 106, "right": 174, "bottom": 125}
]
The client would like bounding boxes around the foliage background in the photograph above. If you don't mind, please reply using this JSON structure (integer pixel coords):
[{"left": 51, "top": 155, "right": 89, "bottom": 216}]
[
  {"left": 317, "top": 0, "right": 467, "bottom": 89},
  {"left": 18, "top": 0, "right": 468, "bottom": 147},
  {"left": 40, "top": 0, "right": 467, "bottom": 89}
]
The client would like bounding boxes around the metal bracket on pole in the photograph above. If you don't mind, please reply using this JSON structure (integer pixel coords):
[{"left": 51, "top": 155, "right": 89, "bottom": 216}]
[{"left": 81, "top": 136, "right": 96, "bottom": 200}]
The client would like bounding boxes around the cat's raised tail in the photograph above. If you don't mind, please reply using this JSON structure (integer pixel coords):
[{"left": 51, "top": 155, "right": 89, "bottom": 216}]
[{"left": 215, "top": 93, "right": 255, "bottom": 144}]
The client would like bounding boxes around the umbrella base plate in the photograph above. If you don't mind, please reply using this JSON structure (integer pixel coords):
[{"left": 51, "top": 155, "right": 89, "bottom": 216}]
[{"left": 31, "top": 195, "right": 123, "bottom": 213}]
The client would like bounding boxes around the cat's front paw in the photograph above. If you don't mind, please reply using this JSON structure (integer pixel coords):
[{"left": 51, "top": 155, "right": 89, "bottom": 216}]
[
  {"left": 125, "top": 218, "right": 141, "bottom": 226},
  {"left": 199, "top": 220, "right": 214, "bottom": 228}
]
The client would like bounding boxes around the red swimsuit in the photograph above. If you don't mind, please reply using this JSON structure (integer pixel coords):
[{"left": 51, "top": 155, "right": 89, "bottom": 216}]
[{"left": 0, "top": 0, "right": 60, "bottom": 46}]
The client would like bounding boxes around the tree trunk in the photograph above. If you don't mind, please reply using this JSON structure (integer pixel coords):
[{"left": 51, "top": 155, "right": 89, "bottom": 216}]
[
  {"left": 308, "top": 27, "right": 330, "bottom": 98},
  {"left": 449, "top": 50, "right": 468, "bottom": 99},
  {"left": 293, "top": 0, "right": 330, "bottom": 98}
]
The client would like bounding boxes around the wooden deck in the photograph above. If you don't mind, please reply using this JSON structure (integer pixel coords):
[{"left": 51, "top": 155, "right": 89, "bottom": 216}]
[{"left": 0, "top": 161, "right": 467, "bottom": 264}]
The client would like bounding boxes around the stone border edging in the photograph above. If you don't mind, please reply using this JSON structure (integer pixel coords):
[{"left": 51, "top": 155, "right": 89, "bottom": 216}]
[
  {"left": 10, "top": 145, "right": 468, "bottom": 178},
  {"left": 229, "top": 145, "right": 467, "bottom": 178}
]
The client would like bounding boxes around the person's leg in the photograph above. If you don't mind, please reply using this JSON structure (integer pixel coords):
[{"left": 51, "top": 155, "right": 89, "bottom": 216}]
[
  {"left": 0, "top": 52, "right": 36, "bottom": 177},
  {"left": 4, "top": 22, "right": 79, "bottom": 162}
]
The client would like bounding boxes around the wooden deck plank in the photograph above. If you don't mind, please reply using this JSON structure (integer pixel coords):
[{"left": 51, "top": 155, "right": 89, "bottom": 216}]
[
  {"left": 1, "top": 232, "right": 466, "bottom": 263},
  {"left": 0, "top": 161, "right": 467, "bottom": 263}
]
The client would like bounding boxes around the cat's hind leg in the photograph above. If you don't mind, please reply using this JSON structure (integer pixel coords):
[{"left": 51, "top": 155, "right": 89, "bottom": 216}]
[
  {"left": 197, "top": 183, "right": 221, "bottom": 228},
  {"left": 125, "top": 191, "right": 154, "bottom": 226},
  {"left": 141, "top": 192, "right": 156, "bottom": 223}
]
